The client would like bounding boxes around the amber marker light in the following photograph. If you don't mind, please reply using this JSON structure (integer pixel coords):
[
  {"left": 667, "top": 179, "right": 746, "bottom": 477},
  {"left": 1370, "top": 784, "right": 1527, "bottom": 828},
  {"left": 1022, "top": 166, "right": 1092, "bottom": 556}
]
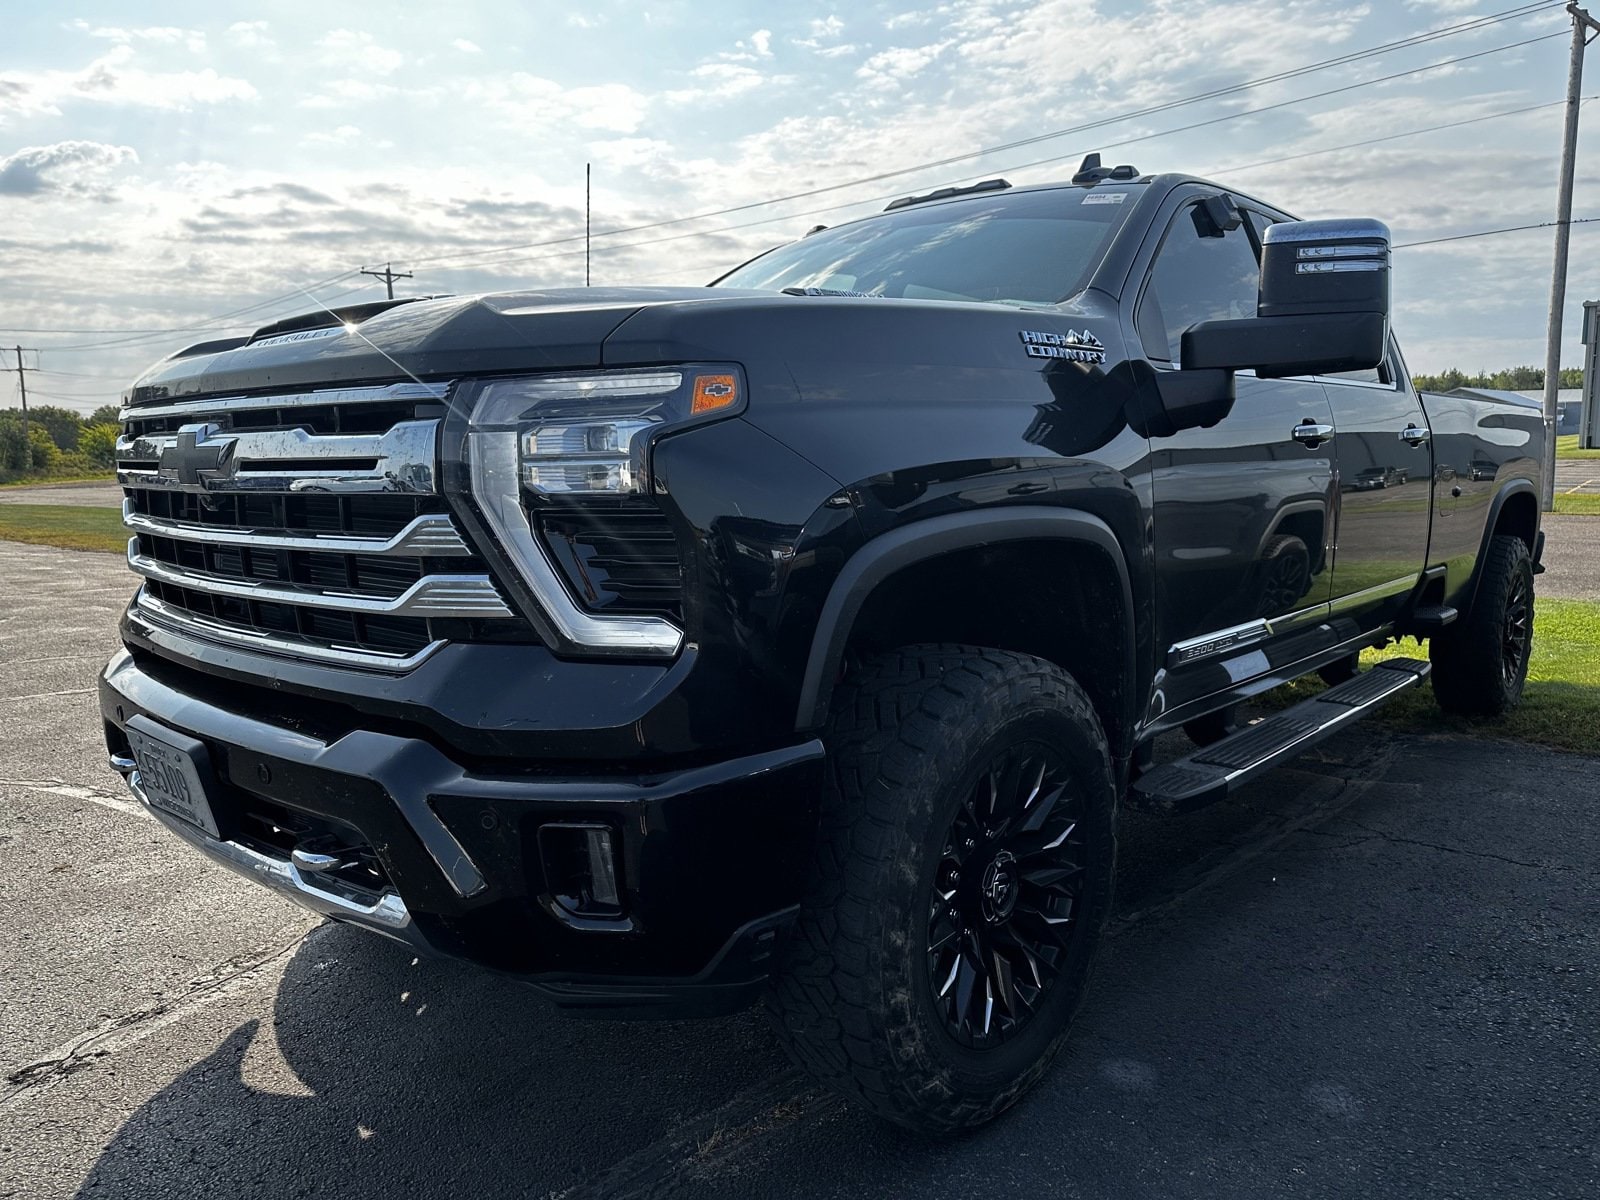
[{"left": 691, "top": 373, "right": 740, "bottom": 414}]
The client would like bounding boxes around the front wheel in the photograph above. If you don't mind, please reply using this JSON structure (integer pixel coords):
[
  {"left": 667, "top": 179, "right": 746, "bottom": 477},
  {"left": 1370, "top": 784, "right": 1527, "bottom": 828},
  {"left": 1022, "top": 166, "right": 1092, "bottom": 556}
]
[
  {"left": 1429, "top": 534, "right": 1534, "bottom": 717},
  {"left": 767, "top": 645, "right": 1117, "bottom": 1134}
]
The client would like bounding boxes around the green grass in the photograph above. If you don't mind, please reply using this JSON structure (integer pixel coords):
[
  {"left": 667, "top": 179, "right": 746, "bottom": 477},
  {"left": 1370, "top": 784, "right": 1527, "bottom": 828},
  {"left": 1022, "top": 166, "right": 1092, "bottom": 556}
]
[
  {"left": 1266, "top": 599, "right": 1600, "bottom": 754},
  {"left": 0, "top": 503, "right": 126, "bottom": 553},
  {"left": 1552, "top": 494, "right": 1600, "bottom": 515},
  {"left": 1557, "top": 435, "right": 1600, "bottom": 460},
  {"left": 0, "top": 472, "right": 116, "bottom": 488}
]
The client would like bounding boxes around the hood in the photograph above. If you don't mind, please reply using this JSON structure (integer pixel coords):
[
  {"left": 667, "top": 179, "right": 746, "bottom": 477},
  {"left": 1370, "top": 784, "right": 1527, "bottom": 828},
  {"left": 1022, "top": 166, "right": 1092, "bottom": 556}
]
[{"left": 125, "top": 286, "right": 770, "bottom": 404}]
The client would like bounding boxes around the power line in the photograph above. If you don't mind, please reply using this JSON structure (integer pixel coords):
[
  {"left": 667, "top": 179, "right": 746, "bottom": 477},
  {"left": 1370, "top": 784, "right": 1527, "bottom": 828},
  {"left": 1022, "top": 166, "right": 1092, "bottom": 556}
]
[
  {"left": 1394, "top": 216, "right": 1600, "bottom": 248},
  {"left": 404, "top": 1, "right": 1568, "bottom": 272},
  {"left": 425, "top": 69, "right": 1579, "bottom": 281},
  {"left": 359, "top": 261, "right": 413, "bottom": 299},
  {"left": 0, "top": 348, "right": 36, "bottom": 442},
  {"left": 2, "top": 5, "right": 1574, "bottom": 349}
]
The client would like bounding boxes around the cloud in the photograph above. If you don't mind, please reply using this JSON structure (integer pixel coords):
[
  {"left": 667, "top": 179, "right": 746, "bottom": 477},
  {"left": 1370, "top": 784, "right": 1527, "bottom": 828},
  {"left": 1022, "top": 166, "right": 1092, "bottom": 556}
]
[
  {"left": 303, "top": 124, "right": 364, "bottom": 145},
  {"left": 856, "top": 41, "right": 953, "bottom": 88},
  {"left": 71, "top": 20, "right": 206, "bottom": 54},
  {"left": 0, "top": 140, "right": 138, "bottom": 198},
  {"left": 467, "top": 74, "right": 649, "bottom": 132},
  {"left": 226, "top": 22, "right": 273, "bottom": 49},
  {"left": 750, "top": 30, "right": 773, "bottom": 58},
  {"left": 315, "top": 29, "right": 404, "bottom": 75},
  {"left": 452, "top": 39, "right": 483, "bottom": 53},
  {"left": 0, "top": 46, "right": 256, "bottom": 115}
]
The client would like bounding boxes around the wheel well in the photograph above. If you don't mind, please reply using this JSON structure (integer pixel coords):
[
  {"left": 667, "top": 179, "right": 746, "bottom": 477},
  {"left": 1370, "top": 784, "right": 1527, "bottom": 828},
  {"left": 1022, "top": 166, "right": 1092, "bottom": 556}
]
[
  {"left": 1493, "top": 488, "right": 1538, "bottom": 549},
  {"left": 840, "top": 539, "right": 1134, "bottom": 756},
  {"left": 1272, "top": 511, "right": 1327, "bottom": 574}
]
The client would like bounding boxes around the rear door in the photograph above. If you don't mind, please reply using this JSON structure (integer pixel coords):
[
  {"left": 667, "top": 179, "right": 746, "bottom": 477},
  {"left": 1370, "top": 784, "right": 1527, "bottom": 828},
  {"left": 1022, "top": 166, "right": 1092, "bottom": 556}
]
[
  {"left": 1317, "top": 350, "right": 1432, "bottom": 627},
  {"left": 1134, "top": 191, "right": 1340, "bottom": 724}
]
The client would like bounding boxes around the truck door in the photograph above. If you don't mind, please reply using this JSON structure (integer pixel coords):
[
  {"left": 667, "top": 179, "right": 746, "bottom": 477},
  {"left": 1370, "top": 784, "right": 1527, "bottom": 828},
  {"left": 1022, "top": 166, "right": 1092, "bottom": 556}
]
[
  {"left": 1317, "top": 351, "right": 1432, "bottom": 627},
  {"left": 1134, "top": 195, "right": 1341, "bottom": 724}
]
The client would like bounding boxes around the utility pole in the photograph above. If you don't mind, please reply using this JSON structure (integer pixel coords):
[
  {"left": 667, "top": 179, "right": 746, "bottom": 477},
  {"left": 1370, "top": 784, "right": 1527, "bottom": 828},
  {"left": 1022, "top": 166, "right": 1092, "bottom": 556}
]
[
  {"left": 360, "top": 261, "right": 413, "bottom": 299},
  {"left": 1541, "top": 2, "right": 1600, "bottom": 510},
  {"left": 1, "top": 346, "right": 33, "bottom": 443},
  {"left": 586, "top": 163, "right": 592, "bottom": 287}
]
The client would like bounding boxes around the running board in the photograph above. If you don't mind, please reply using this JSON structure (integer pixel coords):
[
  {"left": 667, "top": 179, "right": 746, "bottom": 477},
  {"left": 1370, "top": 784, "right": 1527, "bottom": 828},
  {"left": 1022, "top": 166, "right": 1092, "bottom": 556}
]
[{"left": 1130, "top": 658, "right": 1431, "bottom": 814}]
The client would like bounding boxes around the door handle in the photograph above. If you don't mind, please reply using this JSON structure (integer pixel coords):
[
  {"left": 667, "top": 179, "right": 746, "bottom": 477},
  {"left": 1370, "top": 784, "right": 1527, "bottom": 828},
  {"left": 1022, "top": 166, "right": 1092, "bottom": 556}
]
[
  {"left": 1292, "top": 422, "right": 1334, "bottom": 445},
  {"left": 1400, "top": 424, "right": 1430, "bottom": 446}
]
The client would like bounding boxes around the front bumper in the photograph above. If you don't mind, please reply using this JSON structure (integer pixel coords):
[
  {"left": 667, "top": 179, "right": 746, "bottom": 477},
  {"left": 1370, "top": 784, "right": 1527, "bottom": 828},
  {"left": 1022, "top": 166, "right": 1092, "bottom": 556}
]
[{"left": 101, "top": 648, "right": 824, "bottom": 1017}]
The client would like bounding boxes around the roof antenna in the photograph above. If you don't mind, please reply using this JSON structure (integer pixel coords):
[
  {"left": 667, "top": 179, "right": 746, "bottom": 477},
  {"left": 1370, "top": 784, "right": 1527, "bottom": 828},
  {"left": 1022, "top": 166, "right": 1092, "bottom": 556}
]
[{"left": 1072, "top": 153, "right": 1103, "bottom": 184}]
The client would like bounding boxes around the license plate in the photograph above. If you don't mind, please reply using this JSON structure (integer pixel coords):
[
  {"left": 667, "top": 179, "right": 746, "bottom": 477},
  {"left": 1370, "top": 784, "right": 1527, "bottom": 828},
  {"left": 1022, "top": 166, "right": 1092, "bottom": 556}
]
[{"left": 125, "top": 716, "right": 221, "bottom": 838}]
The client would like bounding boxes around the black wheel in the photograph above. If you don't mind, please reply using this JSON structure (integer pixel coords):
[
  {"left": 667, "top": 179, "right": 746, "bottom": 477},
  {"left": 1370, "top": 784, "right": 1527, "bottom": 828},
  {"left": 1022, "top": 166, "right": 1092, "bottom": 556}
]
[
  {"left": 1254, "top": 534, "right": 1312, "bottom": 618},
  {"left": 767, "top": 645, "right": 1117, "bottom": 1134},
  {"left": 1430, "top": 534, "right": 1535, "bottom": 717},
  {"left": 1317, "top": 653, "right": 1360, "bottom": 687},
  {"left": 1183, "top": 703, "right": 1241, "bottom": 747}
]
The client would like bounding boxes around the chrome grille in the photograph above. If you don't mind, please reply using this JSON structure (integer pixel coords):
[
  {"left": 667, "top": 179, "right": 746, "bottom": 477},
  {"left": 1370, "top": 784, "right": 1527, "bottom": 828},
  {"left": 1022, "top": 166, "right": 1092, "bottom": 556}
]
[{"left": 116, "top": 381, "right": 518, "bottom": 670}]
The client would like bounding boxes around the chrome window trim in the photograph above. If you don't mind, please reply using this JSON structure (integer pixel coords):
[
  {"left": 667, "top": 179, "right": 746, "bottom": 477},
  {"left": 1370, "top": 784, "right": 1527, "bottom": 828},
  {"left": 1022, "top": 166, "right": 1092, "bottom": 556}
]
[
  {"left": 133, "top": 591, "right": 446, "bottom": 672},
  {"left": 122, "top": 500, "right": 470, "bottom": 557},
  {"left": 128, "top": 538, "right": 514, "bottom": 618}
]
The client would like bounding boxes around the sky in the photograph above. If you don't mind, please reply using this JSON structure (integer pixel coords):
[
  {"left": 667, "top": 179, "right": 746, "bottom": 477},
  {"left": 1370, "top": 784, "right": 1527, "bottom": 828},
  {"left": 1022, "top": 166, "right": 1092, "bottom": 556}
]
[{"left": 2, "top": 0, "right": 1598, "bottom": 414}]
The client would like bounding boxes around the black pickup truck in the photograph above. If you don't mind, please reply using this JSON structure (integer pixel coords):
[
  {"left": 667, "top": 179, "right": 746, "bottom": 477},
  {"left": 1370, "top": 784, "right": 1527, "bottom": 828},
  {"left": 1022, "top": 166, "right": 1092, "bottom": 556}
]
[{"left": 101, "top": 156, "right": 1543, "bottom": 1133}]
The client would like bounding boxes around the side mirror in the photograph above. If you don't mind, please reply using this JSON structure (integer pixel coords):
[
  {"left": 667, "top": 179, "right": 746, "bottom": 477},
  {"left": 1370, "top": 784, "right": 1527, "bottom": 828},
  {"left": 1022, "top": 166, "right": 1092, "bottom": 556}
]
[{"left": 1181, "top": 218, "right": 1390, "bottom": 379}]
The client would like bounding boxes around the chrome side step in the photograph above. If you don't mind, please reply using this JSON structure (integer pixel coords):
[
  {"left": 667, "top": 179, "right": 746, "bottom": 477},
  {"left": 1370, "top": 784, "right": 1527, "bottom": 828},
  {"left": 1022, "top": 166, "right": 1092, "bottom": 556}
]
[{"left": 1130, "top": 657, "right": 1431, "bottom": 814}]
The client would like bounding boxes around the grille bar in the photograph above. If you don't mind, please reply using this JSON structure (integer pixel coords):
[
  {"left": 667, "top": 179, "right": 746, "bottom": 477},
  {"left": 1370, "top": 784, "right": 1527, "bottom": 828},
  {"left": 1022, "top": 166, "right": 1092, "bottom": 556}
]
[
  {"left": 122, "top": 502, "right": 470, "bottom": 557},
  {"left": 127, "top": 539, "right": 513, "bottom": 618},
  {"left": 121, "top": 381, "right": 447, "bottom": 426},
  {"left": 134, "top": 592, "right": 443, "bottom": 670},
  {"left": 116, "top": 419, "right": 439, "bottom": 495}
]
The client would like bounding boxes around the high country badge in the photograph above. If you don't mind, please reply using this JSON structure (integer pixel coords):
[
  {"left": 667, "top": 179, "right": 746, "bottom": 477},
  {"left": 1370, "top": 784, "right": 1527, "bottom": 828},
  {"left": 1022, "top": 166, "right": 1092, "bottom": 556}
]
[{"left": 1020, "top": 329, "right": 1106, "bottom": 363}]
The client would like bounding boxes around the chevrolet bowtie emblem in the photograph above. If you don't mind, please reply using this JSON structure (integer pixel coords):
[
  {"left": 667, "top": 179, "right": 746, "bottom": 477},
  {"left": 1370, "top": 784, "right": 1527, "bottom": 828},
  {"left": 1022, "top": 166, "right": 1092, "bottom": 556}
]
[{"left": 158, "top": 423, "right": 237, "bottom": 489}]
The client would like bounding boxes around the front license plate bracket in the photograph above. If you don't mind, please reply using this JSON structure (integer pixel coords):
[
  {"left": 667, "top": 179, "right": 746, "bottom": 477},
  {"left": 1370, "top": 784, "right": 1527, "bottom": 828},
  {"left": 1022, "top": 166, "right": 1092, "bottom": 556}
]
[{"left": 125, "top": 714, "right": 222, "bottom": 839}]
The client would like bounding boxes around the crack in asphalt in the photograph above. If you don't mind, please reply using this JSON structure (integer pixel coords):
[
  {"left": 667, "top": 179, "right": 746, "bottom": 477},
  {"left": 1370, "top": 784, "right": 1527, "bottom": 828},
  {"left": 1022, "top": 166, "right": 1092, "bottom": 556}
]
[
  {"left": 1, "top": 925, "right": 323, "bottom": 1107},
  {"left": 1291, "top": 817, "right": 1577, "bottom": 873}
]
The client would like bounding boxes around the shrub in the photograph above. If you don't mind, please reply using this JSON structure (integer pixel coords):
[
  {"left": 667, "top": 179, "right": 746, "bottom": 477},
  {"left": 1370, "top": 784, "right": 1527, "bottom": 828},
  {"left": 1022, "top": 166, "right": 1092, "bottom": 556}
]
[
  {"left": 79, "top": 423, "right": 120, "bottom": 469},
  {"left": 29, "top": 405, "right": 84, "bottom": 452},
  {"left": 27, "top": 426, "right": 61, "bottom": 472}
]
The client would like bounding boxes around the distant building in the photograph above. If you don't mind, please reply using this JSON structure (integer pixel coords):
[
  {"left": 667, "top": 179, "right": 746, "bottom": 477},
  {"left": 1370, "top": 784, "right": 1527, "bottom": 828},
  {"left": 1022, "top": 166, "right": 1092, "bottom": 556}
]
[{"left": 1445, "top": 388, "right": 1581, "bottom": 435}]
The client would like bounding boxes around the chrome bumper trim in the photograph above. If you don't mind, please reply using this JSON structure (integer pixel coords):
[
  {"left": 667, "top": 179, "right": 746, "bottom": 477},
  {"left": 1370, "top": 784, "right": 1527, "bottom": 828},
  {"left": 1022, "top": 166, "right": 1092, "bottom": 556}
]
[{"left": 111, "top": 755, "right": 425, "bottom": 948}]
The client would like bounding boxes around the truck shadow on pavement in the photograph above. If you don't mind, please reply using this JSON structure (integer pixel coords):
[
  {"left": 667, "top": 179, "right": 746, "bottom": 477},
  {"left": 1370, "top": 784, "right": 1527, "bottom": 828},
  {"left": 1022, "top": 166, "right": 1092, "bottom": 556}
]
[
  {"left": 73, "top": 922, "right": 805, "bottom": 1198},
  {"left": 68, "top": 731, "right": 1598, "bottom": 1199},
  {"left": 68, "top": 743, "right": 1394, "bottom": 1200}
]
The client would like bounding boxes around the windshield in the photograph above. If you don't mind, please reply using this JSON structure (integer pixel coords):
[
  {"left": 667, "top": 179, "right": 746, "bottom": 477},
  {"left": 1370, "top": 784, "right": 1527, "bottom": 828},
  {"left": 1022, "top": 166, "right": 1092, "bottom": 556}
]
[{"left": 714, "top": 186, "right": 1139, "bottom": 307}]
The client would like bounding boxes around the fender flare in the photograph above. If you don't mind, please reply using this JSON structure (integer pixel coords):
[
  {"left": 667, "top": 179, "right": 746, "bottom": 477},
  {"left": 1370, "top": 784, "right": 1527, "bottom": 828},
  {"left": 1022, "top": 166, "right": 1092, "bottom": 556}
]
[
  {"left": 1463, "top": 478, "right": 1539, "bottom": 613},
  {"left": 793, "top": 507, "right": 1136, "bottom": 732}
]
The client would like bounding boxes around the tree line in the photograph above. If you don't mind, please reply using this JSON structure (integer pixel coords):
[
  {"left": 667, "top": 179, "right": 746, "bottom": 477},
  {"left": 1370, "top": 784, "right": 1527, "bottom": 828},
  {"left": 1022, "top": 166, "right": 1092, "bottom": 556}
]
[
  {"left": 1410, "top": 366, "right": 1584, "bottom": 394},
  {"left": 0, "top": 404, "right": 121, "bottom": 483}
]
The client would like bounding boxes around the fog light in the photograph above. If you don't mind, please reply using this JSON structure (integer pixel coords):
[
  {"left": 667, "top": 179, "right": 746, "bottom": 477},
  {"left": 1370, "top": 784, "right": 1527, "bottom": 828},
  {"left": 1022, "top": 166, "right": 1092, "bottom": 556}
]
[{"left": 539, "top": 822, "right": 623, "bottom": 919}]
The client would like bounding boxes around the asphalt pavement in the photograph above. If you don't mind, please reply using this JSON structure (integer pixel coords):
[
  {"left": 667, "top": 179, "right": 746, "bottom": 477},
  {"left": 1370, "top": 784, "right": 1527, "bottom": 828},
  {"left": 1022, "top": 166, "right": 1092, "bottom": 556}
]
[
  {"left": 0, "top": 537, "right": 1596, "bottom": 1198},
  {"left": 1554, "top": 458, "right": 1600, "bottom": 495}
]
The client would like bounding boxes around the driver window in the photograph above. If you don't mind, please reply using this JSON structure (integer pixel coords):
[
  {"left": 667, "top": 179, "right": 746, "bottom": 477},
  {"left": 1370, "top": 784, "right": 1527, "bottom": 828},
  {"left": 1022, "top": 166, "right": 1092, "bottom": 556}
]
[{"left": 1138, "top": 203, "right": 1261, "bottom": 363}]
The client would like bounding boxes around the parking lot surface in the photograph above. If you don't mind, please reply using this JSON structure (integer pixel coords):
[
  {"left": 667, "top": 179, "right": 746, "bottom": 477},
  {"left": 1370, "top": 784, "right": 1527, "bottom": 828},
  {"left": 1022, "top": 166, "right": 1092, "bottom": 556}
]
[
  {"left": 0, "top": 483, "right": 122, "bottom": 508},
  {"left": 1, "top": 539, "right": 1595, "bottom": 1199}
]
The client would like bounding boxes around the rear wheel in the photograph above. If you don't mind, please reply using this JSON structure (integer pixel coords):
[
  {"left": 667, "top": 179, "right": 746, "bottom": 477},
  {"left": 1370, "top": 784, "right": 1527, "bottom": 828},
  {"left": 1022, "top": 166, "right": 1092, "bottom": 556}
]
[
  {"left": 1429, "top": 534, "right": 1534, "bottom": 717},
  {"left": 767, "top": 645, "right": 1117, "bottom": 1134}
]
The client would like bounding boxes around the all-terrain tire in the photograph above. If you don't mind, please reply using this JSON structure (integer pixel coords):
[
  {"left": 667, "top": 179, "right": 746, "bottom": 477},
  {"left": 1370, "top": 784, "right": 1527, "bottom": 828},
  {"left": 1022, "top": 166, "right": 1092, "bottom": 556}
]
[
  {"left": 1429, "top": 534, "right": 1535, "bottom": 717},
  {"left": 766, "top": 645, "right": 1117, "bottom": 1134}
]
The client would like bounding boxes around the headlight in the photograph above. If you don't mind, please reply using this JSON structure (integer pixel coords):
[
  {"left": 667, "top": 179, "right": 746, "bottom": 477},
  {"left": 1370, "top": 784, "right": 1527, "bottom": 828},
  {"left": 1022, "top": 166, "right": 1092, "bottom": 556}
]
[{"left": 457, "top": 365, "right": 745, "bottom": 656}]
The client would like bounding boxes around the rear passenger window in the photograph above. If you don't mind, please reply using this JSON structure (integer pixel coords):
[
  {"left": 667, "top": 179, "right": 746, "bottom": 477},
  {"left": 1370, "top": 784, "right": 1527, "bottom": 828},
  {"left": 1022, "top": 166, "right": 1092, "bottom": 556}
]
[{"left": 1138, "top": 203, "right": 1261, "bottom": 363}]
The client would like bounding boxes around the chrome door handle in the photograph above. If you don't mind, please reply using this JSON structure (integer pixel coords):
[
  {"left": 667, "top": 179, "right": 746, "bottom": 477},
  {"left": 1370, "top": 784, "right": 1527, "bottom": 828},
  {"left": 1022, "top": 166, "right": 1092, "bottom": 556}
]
[
  {"left": 1292, "top": 422, "right": 1335, "bottom": 444},
  {"left": 1400, "top": 424, "right": 1430, "bottom": 446}
]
